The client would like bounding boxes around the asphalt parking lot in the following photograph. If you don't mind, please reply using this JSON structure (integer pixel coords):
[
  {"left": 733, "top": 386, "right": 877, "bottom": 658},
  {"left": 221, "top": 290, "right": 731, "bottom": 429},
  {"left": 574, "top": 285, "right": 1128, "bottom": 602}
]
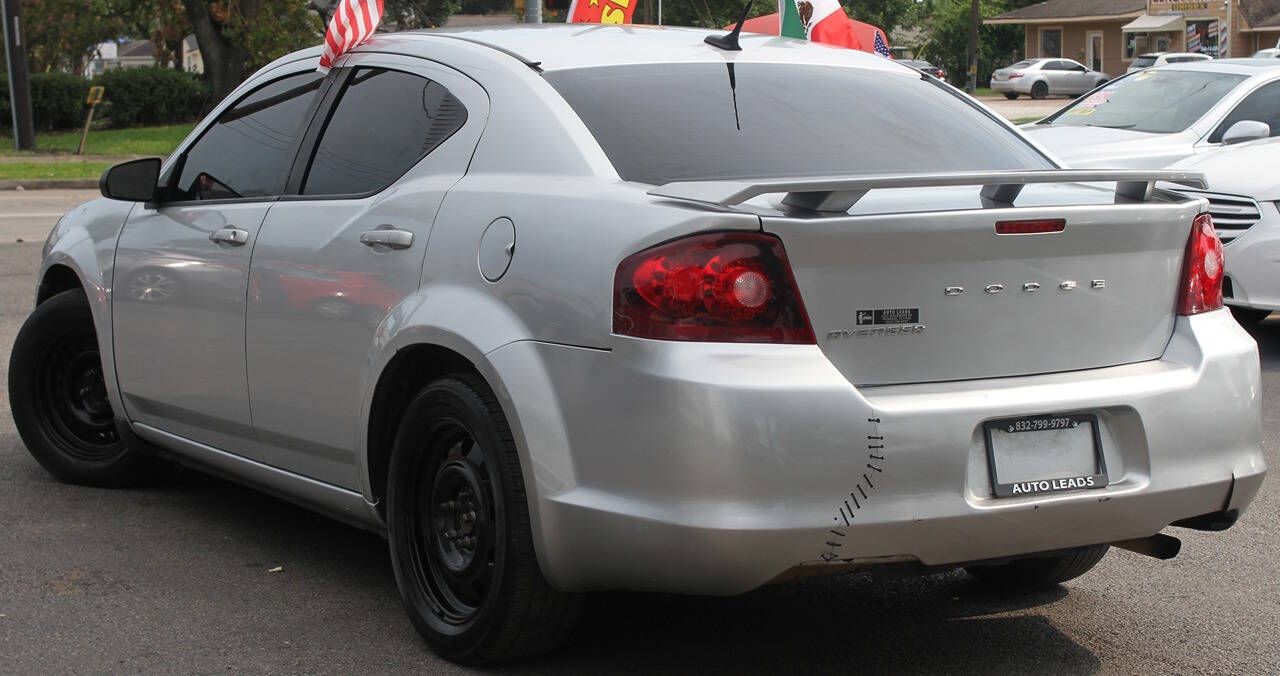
[{"left": 1, "top": 192, "right": 1278, "bottom": 674}]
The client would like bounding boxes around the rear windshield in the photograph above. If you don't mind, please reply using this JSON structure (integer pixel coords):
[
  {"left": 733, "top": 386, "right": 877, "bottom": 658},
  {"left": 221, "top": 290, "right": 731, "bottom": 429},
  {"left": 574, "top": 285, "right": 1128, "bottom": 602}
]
[
  {"left": 545, "top": 63, "right": 1053, "bottom": 184},
  {"left": 1043, "top": 69, "right": 1246, "bottom": 134},
  {"left": 1132, "top": 56, "right": 1158, "bottom": 68},
  {"left": 1008, "top": 61, "right": 1034, "bottom": 69}
]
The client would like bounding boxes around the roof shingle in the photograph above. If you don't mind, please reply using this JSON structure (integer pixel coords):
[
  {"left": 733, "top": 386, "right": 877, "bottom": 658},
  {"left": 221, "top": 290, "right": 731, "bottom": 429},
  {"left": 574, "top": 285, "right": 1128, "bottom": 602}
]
[{"left": 991, "top": 0, "right": 1145, "bottom": 21}]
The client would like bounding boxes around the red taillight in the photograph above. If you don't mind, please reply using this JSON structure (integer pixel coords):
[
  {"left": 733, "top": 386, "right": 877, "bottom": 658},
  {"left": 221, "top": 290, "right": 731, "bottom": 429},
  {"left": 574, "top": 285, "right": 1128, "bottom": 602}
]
[
  {"left": 995, "top": 218, "right": 1066, "bottom": 235},
  {"left": 1009, "top": 73, "right": 1024, "bottom": 79},
  {"left": 1177, "top": 213, "right": 1225, "bottom": 315},
  {"left": 613, "top": 232, "right": 815, "bottom": 343}
]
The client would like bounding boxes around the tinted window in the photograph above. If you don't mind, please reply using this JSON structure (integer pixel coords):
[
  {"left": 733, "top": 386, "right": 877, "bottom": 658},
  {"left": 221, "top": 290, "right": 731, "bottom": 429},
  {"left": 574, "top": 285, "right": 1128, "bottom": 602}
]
[
  {"left": 1045, "top": 70, "right": 1246, "bottom": 133},
  {"left": 301, "top": 68, "right": 467, "bottom": 196},
  {"left": 1009, "top": 60, "right": 1034, "bottom": 69},
  {"left": 1210, "top": 81, "right": 1280, "bottom": 143},
  {"left": 1133, "top": 56, "right": 1158, "bottom": 67},
  {"left": 175, "top": 72, "right": 323, "bottom": 200},
  {"left": 545, "top": 63, "right": 1053, "bottom": 185}
]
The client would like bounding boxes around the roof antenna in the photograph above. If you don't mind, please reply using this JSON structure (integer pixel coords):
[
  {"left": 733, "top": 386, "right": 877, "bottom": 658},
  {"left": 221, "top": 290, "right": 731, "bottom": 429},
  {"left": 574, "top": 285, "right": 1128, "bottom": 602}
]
[{"left": 705, "top": 0, "right": 752, "bottom": 51}]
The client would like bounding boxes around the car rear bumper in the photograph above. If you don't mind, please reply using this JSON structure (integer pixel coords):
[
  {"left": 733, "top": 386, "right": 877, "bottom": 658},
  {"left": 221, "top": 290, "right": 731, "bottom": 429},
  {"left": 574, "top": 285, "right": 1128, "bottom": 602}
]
[
  {"left": 486, "top": 309, "right": 1264, "bottom": 595},
  {"left": 1224, "top": 201, "right": 1280, "bottom": 312},
  {"left": 990, "top": 79, "right": 1028, "bottom": 94}
]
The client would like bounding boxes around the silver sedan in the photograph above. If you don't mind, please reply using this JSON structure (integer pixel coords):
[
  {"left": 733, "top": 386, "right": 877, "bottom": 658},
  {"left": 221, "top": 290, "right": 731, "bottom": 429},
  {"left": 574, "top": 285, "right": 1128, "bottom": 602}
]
[
  {"left": 7, "top": 26, "right": 1265, "bottom": 664},
  {"left": 1023, "top": 59, "right": 1280, "bottom": 168},
  {"left": 990, "top": 57, "right": 1110, "bottom": 99}
]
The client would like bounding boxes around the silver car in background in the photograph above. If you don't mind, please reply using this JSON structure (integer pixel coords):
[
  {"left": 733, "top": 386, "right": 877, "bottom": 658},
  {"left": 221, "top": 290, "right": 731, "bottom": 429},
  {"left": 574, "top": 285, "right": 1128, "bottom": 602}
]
[
  {"left": 7, "top": 26, "right": 1266, "bottom": 664},
  {"left": 1024, "top": 59, "right": 1280, "bottom": 168},
  {"left": 990, "top": 57, "right": 1110, "bottom": 99},
  {"left": 1167, "top": 138, "right": 1280, "bottom": 325}
]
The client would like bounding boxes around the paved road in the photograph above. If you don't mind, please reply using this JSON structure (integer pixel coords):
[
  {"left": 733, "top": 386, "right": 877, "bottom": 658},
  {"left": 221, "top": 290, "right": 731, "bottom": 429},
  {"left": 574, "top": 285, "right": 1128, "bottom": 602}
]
[
  {"left": 1, "top": 199, "right": 1278, "bottom": 673},
  {"left": 0, "top": 190, "right": 100, "bottom": 244},
  {"left": 976, "top": 94, "right": 1066, "bottom": 122}
]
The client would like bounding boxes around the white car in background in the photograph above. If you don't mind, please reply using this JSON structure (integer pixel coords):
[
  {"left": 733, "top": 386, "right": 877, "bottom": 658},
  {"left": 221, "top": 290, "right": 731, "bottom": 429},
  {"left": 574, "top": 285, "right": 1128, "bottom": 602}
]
[
  {"left": 1253, "top": 48, "right": 1279, "bottom": 58},
  {"left": 1125, "top": 52, "right": 1212, "bottom": 73},
  {"left": 990, "top": 58, "right": 1110, "bottom": 100},
  {"left": 1023, "top": 60, "right": 1280, "bottom": 168},
  {"left": 1167, "top": 138, "right": 1280, "bottom": 325}
]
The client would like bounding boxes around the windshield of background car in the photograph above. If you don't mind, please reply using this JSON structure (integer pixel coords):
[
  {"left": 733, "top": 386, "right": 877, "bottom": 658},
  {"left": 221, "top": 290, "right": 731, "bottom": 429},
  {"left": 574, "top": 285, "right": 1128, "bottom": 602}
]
[
  {"left": 1133, "top": 56, "right": 1158, "bottom": 68},
  {"left": 545, "top": 63, "right": 1054, "bottom": 184},
  {"left": 1043, "top": 69, "right": 1246, "bottom": 133}
]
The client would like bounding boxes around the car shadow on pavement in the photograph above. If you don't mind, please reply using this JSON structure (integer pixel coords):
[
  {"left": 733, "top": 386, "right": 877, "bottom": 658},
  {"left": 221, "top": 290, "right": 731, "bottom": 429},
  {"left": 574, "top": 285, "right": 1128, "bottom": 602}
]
[{"left": 1249, "top": 316, "right": 1279, "bottom": 371}]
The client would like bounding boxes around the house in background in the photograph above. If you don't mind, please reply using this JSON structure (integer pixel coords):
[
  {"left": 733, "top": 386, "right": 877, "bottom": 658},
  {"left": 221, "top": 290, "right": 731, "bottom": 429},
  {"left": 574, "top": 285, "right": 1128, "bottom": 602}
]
[
  {"left": 84, "top": 36, "right": 205, "bottom": 76},
  {"left": 987, "top": 0, "right": 1280, "bottom": 76}
]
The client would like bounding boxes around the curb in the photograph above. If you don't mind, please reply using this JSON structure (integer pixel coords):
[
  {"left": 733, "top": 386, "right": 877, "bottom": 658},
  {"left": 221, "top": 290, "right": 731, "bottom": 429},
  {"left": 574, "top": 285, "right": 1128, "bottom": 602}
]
[{"left": 0, "top": 179, "right": 99, "bottom": 191}]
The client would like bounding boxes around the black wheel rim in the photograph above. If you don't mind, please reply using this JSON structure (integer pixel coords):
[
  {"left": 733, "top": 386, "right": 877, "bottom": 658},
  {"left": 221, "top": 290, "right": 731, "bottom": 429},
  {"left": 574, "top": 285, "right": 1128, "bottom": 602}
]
[
  {"left": 407, "top": 418, "right": 501, "bottom": 628},
  {"left": 32, "top": 329, "right": 120, "bottom": 460}
]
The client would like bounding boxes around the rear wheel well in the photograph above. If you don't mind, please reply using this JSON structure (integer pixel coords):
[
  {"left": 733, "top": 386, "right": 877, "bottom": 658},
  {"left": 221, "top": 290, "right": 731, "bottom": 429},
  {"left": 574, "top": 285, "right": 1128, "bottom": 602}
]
[
  {"left": 37, "top": 265, "right": 83, "bottom": 305},
  {"left": 367, "top": 344, "right": 480, "bottom": 515}
]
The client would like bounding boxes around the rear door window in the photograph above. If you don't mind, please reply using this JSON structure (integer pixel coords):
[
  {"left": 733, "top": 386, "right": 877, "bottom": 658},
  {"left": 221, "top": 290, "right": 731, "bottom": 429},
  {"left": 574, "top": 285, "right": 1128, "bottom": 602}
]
[
  {"left": 545, "top": 63, "right": 1053, "bottom": 185},
  {"left": 174, "top": 71, "right": 324, "bottom": 200},
  {"left": 300, "top": 67, "right": 468, "bottom": 196}
]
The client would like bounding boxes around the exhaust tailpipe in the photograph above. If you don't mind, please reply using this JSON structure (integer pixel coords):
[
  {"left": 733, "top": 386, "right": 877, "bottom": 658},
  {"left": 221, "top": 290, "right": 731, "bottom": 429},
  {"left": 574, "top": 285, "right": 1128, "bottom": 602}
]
[{"left": 1110, "top": 533, "right": 1181, "bottom": 560}]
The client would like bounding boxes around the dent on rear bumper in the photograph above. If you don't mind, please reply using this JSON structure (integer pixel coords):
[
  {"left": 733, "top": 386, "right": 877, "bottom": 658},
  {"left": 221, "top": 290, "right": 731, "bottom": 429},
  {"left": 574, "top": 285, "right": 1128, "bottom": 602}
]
[{"left": 488, "top": 310, "right": 1264, "bottom": 595}]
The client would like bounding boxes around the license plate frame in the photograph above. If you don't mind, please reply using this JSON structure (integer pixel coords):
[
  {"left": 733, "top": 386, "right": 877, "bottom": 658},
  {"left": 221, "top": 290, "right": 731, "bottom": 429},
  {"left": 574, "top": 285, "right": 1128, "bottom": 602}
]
[{"left": 983, "top": 413, "right": 1108, "bottom": 498}]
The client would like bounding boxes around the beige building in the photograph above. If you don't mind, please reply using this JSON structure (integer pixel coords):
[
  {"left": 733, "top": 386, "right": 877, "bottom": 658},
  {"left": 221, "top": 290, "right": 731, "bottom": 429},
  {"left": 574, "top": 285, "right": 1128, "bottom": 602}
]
[{"left": 988, "top": 0, "right": 1280, "bottom": 76}]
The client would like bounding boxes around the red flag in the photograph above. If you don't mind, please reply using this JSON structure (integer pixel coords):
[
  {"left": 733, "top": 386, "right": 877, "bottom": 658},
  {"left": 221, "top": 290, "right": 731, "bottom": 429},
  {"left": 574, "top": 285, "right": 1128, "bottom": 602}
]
[
  {"left": 319, "top": 0, "right": 385, "bottom": 72},
  {"left": 726, "top": 12, "right": 890, "bottom": 56},
  {"left": 567, "top": 0, "right": 636, "bottom": 24}
]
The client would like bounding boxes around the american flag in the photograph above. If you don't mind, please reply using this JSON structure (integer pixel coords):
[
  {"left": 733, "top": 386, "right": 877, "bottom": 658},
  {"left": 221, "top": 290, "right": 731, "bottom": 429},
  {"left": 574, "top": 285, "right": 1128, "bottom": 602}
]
[
  {"left": 319, "top": 0, "right": 385, "bottom": 72},
  {"left": 872, "top": 30, "right": 891, "bottom": 58}
]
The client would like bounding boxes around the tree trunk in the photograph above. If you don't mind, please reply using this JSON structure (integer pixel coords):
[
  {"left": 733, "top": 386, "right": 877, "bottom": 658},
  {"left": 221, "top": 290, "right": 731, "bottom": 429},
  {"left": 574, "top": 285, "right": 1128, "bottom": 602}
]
[{"left": 181, "top": 0, "right": 249, "bottom": 105}]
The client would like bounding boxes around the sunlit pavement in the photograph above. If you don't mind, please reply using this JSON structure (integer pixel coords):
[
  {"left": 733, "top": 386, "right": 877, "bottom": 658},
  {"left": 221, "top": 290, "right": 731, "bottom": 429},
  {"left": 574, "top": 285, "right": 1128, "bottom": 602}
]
[{"left": 0, "top": 205, "right": 1277, "bottom": 673}]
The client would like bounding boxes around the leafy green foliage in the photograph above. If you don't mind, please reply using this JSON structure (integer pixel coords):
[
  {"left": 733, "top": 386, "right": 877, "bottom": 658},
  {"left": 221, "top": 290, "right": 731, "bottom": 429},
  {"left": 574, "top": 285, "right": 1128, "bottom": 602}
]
[
  {"left": 384, "top": 0, "right": 464, "bottom": 28},
  {"left": 915, "top": 0, "right": 1027, "bottom": 87},
  {"left": 21, "top": 0, "right": 126, "bottom": 74},
  {"left": 93, "top": 68, "right": 210, "bottom": 128},
  {"left": 0, "top": 73, "right": 91, "bottom": 132}
]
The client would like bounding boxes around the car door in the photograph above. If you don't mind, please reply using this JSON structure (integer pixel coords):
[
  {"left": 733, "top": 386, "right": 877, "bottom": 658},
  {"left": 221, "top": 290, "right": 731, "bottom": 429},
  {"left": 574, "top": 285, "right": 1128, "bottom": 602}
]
[
  {"left": 1041, "top": 61, "right": 1069, "bottom": 91},
  {"left": 113, "top": 68, "right": 328, "bottom": 456},
  {"left": 245, "top": 53, "right": 487, "bottom": 488},
  {"left": 1063, "top": 60, "right": 1091, "bottom": 93},
  {"left": 1206, "top": 80, "right": 1280, "bottom": 144}
]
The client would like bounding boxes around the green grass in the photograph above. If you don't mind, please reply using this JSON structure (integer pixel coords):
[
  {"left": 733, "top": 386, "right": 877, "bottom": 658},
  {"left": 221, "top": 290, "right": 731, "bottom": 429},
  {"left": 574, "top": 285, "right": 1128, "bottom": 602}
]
[
  {"left": 1010, "top": 116, "right": 1043, "bottom": 125},
  {"left": 974, "top": 87, "right": 994, "bottom": 97},
  {"left": 0, "top": 161, "right": 114, "bottom": 181},
  {"left": 0, "top": 123, "right": 193, "bottom": 157}
]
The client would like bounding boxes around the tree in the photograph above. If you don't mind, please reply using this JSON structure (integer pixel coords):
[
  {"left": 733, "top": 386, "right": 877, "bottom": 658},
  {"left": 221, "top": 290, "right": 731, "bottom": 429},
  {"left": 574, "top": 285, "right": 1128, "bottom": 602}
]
[
  {"left": 383, "top": 0, "right": 463, "bottom": 28},
  {"left": 915, "top": 0, "right": 1028, "bottom": 88},
  {"left": 113, "top": 0, "right": 191, "bottom": 69},
  {"left": 182, "top": 0, "right": 322, "bottom": 104},
  {"left": 22, "top": 0, "right": 124, "bottom": 74}
]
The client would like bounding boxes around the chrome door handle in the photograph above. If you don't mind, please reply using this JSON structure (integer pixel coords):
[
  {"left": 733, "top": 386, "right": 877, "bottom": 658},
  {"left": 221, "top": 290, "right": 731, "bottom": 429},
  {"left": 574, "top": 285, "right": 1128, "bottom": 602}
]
[
  {"left": 360, "top": 229, "right": 414, "bottom": 250},
  {"left": 209, "top": 227, "right": 249, "bottom": 246}
]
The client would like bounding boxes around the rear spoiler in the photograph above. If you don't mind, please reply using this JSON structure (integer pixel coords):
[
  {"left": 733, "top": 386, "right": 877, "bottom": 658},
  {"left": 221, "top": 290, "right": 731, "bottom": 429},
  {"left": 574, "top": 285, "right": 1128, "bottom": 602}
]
[{"left": 647, "top": 170, "right": 1209, "bottom": 213}]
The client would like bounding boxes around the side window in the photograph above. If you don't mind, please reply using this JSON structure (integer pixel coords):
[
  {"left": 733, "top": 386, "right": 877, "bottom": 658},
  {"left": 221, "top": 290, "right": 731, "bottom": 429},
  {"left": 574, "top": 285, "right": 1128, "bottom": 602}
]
[
  {"left": 1210, "top": 81, "right": 1280, "bottom": 143},
  {"left": 175, "top": 72, "right": 324, "bottom": 201},
  {"left": 301, "top": 67, "right": 468, "bottom": 196},
  {"left": 1046, "top": 61, "right": 1068, "bottom": 71}
]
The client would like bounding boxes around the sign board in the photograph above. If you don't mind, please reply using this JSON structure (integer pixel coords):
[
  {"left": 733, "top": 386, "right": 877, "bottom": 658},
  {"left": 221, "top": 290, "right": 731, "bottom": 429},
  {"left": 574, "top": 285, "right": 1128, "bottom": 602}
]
[{"left": 85, "top": 86, "right": 104, "bottom": 106}]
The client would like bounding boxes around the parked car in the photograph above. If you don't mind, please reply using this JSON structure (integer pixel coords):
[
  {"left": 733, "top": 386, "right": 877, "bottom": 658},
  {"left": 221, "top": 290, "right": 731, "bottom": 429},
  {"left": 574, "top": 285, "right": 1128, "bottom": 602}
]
[
  {"left": 1165, "top": 137, "right": 1280, "bottom": 325},
  {"left": 1252, "top": 48, "right": 1279, "bottom": 58},
  {"left": 1023, "top": 59, "right": 1280, "bottom": 168},
  {"left": 8, "top": 26, "right": 1265, "bottom": 664},
  {"left": 1125, "top": 52, "right": 1212, "bottom": 73},
  {"left": 901, "top": 58, "right": 946, "bottom": 81},
  {"left": 990, "top": 58, "right": 1110, "bottom": 99}
]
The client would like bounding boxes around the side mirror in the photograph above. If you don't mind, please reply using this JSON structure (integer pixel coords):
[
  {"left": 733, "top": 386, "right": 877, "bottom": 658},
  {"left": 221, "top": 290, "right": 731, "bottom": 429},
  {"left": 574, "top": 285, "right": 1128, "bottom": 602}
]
[
  {"left": 100, "top": 157, "right": 161, "bottom": 202},
  {"left": 1222, "top": 120, "right": 1271, "bottom": 145}
]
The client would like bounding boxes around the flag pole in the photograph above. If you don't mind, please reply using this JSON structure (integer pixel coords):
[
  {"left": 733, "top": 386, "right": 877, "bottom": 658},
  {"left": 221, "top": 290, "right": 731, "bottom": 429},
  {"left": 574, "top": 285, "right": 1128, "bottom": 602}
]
[{"left": 658, "top": 0, "right": 661, "bottom": 25}]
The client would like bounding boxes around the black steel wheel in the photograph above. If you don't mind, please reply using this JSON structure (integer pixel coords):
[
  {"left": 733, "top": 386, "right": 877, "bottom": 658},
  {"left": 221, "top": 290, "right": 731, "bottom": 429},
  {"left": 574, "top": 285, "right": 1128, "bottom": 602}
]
[
  {"left": 1030, "top": 81, "right": 1049, "bottom": 100},
  {"left": 8, "top": 288, "right": 154, "bottom": 486},
  {"left": 386, "top": 374, "right": 581, "bottom": 664}
]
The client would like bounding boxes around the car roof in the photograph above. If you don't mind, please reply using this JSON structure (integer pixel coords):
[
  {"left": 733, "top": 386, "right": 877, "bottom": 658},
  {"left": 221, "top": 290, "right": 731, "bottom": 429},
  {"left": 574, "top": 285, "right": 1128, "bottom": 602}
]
[
  {"left": 389, "top": 25, "right": 909, "bottom": 74},
  {"left": 1157, "top": 58, "right": 1280, "bottom": 74}
]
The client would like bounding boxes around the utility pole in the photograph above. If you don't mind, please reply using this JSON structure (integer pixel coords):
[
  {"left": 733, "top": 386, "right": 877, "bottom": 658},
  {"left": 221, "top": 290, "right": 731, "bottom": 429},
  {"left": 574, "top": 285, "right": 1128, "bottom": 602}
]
[
  {"left": 525, "top": 0, "right": 541, "bottom": 23},
  {"left": 2, "top": 0, "right": 35, "bottom": 150},
  {"left": 965, "top": 0, "right": 979, "bottom": 94}
]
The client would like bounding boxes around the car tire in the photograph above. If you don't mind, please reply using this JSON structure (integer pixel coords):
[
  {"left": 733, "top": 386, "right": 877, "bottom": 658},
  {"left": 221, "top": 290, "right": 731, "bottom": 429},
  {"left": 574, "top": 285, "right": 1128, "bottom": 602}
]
[
  {"left": 386, "top": 374, "right": 582, "bottom": 664},
  {"left": 965, "top": 544, "right": 1109, "bottom": 588},
  {"left": 1030, "top": 81, "right": 1049, "bottom": 100},
  {"left": 1230, "top": 307, "right": 1273, "bottom": 325},
  {"left": 1095, "top": 78, "right": 1109, "bottom": 88},
  {"left": 1002, "top": 92, "right": 1019, "bottom": 100},
  {"left": 8, "top": 288, "right": 155, "bottom": 486}
]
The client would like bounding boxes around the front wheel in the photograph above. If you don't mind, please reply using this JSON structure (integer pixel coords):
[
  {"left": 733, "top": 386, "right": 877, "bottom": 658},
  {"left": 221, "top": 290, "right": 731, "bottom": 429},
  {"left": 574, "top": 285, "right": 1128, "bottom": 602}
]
[
  {"left": 1002, "top": 92, "right": 1019, "bottom": 100},
  {"left": 1030, "top": 81, "right": 1049, "bottom": 100},
  {"left": 386, "top": 375, "right": 582, "bottom": 664},
  {"left": 8, "top": 288, "right": 155, "bottom": 486},
  {"left": 965, "top": 544, "right": 1109, "bottom": 588}
]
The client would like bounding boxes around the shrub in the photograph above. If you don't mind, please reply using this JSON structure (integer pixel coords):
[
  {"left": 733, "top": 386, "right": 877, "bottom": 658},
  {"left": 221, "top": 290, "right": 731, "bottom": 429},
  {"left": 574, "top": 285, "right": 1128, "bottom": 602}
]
[
  {"left": 0, "top": 72, "right": 91, "bottom": 132},
  {"left": 93, "top": 67, "right": 210, "bottom": 129},
  {"left": 0, "top": 67, "right": 210, "bottom": 132}
]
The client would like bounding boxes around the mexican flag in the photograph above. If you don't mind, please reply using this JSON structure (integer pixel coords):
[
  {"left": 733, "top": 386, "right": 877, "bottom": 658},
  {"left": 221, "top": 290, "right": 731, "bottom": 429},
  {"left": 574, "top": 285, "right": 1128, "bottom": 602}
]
[{"left": 779, "top": 0, "right": 874, "bottom": 52}]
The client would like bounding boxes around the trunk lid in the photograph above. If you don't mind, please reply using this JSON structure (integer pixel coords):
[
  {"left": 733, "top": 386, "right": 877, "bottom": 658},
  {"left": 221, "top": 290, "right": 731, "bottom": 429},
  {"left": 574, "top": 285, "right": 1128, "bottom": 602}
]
[{"left": 764, "top": 189, "right": 1204, "bottom": 386}]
